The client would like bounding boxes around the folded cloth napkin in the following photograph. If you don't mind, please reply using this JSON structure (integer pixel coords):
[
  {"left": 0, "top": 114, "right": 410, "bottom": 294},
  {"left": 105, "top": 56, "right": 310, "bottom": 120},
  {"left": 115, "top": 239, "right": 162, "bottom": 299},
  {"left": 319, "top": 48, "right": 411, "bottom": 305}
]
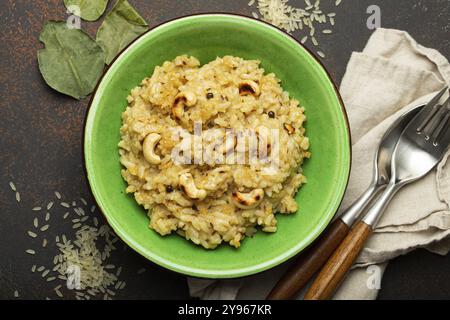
[{"left": 188, "top": 28, "right": 450, "bottom": 300}]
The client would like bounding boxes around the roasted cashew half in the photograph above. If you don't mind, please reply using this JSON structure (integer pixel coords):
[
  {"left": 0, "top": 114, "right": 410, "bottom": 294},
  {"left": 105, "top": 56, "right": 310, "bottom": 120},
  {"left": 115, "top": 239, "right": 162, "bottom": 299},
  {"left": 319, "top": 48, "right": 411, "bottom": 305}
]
[
  {"left": 143, "top": 133, "right": 162, "bottom": 165},
  {"left": 172, "top": 92, "right": 197, "bottom": 121},
  {"left": 179, "top": 173, "right": 207, "bottom": 200},
  {"left": 231, "top": 189, "right": 264, "bottom": 209},
  {"left": 238, "top": 80, "right": 260, "bottom": 96},
  {"left": 218, "top": 132, "right": 238, "bottom": 155},
  {"left": 284, "top": 123, "right": 295, "bottom": 135}
]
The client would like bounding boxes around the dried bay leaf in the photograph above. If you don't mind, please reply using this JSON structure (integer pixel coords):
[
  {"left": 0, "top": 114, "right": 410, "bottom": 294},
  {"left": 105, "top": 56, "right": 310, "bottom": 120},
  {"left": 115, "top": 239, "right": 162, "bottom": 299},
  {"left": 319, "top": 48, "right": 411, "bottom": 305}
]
[
  {"left": 96, "top": 0, "right": 148, "bottom": 64},
  {"left": 64, "top": 0, "right": 109, "bottom": 22},
  {"left": 38, "top": 21, "right": 105, "bottom": 100}
]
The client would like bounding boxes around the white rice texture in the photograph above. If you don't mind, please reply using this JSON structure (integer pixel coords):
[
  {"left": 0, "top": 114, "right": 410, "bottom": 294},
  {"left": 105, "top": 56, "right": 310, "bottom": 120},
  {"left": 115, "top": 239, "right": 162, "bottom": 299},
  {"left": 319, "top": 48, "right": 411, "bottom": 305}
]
[{"left": 119, "top": 55, "right": 310, "bottom": 249}]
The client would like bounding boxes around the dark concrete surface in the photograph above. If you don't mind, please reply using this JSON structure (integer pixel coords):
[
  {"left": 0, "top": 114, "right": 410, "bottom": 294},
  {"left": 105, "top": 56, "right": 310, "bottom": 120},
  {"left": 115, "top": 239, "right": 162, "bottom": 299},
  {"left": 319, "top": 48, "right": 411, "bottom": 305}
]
[{"left": 0, "top": 0, "right": 449, "bottom": 300}]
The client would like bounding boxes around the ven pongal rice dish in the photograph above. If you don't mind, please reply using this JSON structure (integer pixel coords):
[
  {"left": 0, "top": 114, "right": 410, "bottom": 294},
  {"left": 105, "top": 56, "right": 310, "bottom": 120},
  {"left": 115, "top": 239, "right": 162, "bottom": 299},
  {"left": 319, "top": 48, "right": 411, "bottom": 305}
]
[{"left": 118, "top": 55, "right": 310, "bottom": 249}]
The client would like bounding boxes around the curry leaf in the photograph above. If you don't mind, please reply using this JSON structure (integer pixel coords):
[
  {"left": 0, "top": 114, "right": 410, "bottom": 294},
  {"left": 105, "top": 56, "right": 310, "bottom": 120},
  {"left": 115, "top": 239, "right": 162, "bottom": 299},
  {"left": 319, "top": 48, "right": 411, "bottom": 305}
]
[
  {"left": 38, "top": 21, "right": 105, "bottom": 100},
  {"left": 64, "top": 0, "right": 109, "bottom": 22},
  {"left": 96, "top": 0, "right": 148, "bottom": 64}
]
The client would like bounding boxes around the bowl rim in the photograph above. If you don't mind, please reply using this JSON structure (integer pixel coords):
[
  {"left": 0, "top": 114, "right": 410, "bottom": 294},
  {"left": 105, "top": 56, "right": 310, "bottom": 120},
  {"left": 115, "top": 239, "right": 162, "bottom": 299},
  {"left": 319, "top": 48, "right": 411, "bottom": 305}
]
[{"left": 82, "top": 13, "right": 352, "bottom": 279}]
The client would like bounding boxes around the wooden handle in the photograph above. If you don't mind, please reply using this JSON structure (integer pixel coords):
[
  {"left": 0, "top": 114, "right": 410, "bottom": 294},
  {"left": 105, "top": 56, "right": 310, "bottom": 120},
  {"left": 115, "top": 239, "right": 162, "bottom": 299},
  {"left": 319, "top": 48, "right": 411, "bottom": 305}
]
[
  {"left": 266, "top": 219, "right": 350, "bottom": 300},
  {"left": 304, "top": 221, "right": 373, "bottom": 300}
]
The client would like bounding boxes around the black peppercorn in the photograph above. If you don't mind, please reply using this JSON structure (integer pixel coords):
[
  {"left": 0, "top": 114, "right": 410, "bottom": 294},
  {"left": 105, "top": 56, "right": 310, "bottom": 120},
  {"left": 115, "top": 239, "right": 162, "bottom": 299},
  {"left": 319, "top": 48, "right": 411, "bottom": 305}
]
[
  {"left": 165, "top": 185, "right": 174, "bottom": 193},
  {"left": 268, "top": 111, "right": 275, "bottom": 118},
  {"left": 206, "top": 92, "right": 214, "bottom": 99}
]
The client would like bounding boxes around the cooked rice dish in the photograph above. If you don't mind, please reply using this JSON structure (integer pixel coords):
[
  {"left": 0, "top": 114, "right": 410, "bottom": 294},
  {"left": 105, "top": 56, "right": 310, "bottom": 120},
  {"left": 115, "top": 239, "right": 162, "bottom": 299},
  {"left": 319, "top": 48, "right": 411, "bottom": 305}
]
[{"left": 119, "top": 55, "right": 310, "bottom": 249}]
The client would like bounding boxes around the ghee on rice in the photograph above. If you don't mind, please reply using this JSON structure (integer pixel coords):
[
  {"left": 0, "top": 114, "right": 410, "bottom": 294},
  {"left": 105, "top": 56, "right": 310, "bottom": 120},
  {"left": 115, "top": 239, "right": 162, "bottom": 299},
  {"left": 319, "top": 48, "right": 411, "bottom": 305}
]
[{"left": 119, "top": 55, "right": 310, "bottom": 249}]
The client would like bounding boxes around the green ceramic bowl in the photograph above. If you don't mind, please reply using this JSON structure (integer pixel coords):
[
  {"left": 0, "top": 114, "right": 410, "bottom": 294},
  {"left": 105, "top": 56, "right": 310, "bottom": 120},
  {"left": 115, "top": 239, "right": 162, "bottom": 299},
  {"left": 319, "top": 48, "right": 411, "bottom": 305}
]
[{"left": 84, "top": 14, "right": 351, "bottom": 279}]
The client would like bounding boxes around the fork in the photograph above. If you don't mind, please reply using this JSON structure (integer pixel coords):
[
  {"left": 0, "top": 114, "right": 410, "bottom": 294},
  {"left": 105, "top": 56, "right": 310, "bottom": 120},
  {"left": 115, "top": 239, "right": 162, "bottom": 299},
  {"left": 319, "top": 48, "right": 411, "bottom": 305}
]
[{"left": 304, "top": 88, "right": 450, "bottom": 300}]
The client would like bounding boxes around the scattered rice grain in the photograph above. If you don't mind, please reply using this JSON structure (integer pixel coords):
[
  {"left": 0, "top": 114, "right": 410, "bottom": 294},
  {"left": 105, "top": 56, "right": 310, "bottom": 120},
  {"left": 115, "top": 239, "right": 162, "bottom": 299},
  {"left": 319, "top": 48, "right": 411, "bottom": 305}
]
[
  {"left": 317, "top": 50, "right": 326, "bottom": 58},
  {"left": 60, "top": 202, "right": 70, "bottom": 208},
  {"left": 27, "top": 231, "right": 37, "bottom": 238},
  {"left": 137, "top": 268, "right": 146, "bottom": 274}
]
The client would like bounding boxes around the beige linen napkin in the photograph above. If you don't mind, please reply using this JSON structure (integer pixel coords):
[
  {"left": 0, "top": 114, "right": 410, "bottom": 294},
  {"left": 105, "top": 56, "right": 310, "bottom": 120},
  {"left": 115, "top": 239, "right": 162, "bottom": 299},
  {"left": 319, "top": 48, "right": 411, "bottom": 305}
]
[{"left": 188, "top": 28, "right": 450, "bottom": 300}]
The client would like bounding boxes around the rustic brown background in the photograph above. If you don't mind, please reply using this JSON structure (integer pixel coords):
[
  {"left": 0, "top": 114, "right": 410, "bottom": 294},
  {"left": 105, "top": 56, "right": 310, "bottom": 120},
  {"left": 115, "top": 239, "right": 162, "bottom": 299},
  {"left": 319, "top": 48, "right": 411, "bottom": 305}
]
[{"left": 1, "top": 0, "right": 450, "bottom": 299}]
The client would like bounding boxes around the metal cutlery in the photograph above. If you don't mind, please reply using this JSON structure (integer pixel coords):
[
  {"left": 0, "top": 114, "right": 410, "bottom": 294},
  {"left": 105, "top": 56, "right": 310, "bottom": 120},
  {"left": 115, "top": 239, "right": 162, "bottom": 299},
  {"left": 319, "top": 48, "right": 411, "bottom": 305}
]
[
  {"left": 267, "top": 98, "right": 429, "bottom": 300},
  {"left": 304, "top": 88, "right": 450, "bottom": 300}
]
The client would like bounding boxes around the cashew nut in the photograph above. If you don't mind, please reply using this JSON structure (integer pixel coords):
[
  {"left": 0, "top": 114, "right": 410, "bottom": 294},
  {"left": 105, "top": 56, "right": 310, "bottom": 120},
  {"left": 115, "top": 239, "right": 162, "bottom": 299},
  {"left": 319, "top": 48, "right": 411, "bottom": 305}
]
[
  {"left": 231, "top": 189, "right": 264, "bottom": 209},
  {"left": 238, "top": 80, "right": 260, "bottom": 96},
  {"left": 284, "top": 123, "right": 295, "bottom": 135},
  {"left": 142, "top": 133, "right": 162, "bottom": 164},
  {"left": 172, "top": 92, "right": 197, "bottom": 121},
  {"left": 218, "top": 132, "right": 237, "bottom": 155},
  {"left": 179, "top": 173, "right": 207, "bottom": 200}
]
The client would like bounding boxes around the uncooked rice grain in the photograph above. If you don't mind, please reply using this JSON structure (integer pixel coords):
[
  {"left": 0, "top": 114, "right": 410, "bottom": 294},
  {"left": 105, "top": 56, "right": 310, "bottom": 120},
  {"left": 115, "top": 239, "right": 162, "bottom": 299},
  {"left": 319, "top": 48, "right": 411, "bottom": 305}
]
[
  {"left": 137, "top": 268, "right": 146, "bottom": 274},
  {"left": 27, "top": 231, "right": 37, "bottom": 238},
  {"left": 60, "top": 202, "right": 70, "bottom": 208}
]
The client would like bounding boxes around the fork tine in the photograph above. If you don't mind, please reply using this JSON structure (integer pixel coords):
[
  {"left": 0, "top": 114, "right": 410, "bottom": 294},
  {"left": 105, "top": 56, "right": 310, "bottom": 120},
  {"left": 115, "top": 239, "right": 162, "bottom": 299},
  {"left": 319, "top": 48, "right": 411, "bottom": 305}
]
[
  {"left": 425, "top": 98, "right": 449, "bottom": 138},
  {"left": 432, "top": 102, "right": 450, "bottom": 146},
  {"left": 417, "top": 87, "right": 449, "bottom": 133}
]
